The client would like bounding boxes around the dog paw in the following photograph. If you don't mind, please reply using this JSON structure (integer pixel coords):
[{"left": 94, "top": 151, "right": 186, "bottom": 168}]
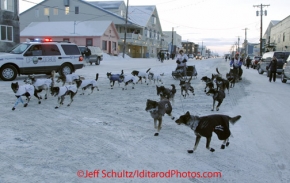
[
  {"left": 187, "top": 150, "right": 194, "bottom": 153},
  {"left": 216, "top": 108, "right": 219, "bottom": 111},
  {"left": 154, "top": 133, "right": 159, "bottom": 136},
  {"left": 210, "top": 148, "right": 215, "bottom": 152},
  {"left": 67, "top": 104, "right": 70, "bottom": 107},
  {"left": 171, "top": 117, "right": 175, "bottom": 120},
  {"left": 24, "top": 104, "right": 28, "bottom": 107},
  {"left": 211, "top": 109, "right": 214, "bottom": 111},
  {"left": 221, "top": 145, "right": 225, "bottom": 149},
  {"left": 226, "top": 142, "right": 230, "bottom": 146},
  {"left": 38, "top": 101, "right": 41, "bottom": 104},
  {"left": 12, "top": 107, "right": 15, "bottom": 111},
  {"left": 55, "top": 106, "right": 59, "bottom": 109}
]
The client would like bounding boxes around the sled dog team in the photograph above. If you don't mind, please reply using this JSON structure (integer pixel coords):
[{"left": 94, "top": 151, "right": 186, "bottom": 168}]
[{"left": 10, "top": 67, "right": 241, "bottom": 153}]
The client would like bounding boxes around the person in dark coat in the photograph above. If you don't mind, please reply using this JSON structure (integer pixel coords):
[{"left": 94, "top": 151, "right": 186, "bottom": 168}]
[
  {"left": 267, "top": 56, "right": 278, "bottom": 82},
  {"left": 246, "top": 56, "right": 251, "bottom": 69}
]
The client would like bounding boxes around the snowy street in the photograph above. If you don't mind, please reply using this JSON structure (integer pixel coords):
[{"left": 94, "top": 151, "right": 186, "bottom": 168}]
[{"left": 0, "top": 56, "right": 289, "bottom": 183}]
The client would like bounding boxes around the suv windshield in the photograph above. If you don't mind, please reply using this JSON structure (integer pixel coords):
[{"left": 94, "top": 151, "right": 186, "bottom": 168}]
[{"left": 10, "top": 43, "right": 30, "bottom": 54}]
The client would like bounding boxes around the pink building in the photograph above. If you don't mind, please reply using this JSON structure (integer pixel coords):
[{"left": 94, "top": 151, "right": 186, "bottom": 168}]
[{"left": 20, "top": 20, "right": 120, "bottom": 55}]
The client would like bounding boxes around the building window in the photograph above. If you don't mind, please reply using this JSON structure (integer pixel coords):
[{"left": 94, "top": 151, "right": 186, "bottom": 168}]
[
  {"left": 63, "top": 38, "right": 70, "bottom": 42},
  {"left": 0, "top": 25, "right": 13, "bottom": 42},
  {"left": 283, "top": 32, "right": 285, "bottom": 42},
  {"left": 113, "top": 42, "right": 117, "bottom": 51},
  {"left": 35, "top": 9, "right": 39, "bottom": 17},
  {"left": 65, "top": 7, "right": 69, "bottom": 15},
  {"left": 75, "top": 6, "right": 79, "bottom": 14},
  {"left": 86, "top": 38, "right": 93, "bottom": 46},
  {"left": 53, "top": 7, "right": 58, "bottom": 15},
  {"left": 152, "top": 16, "right": 156, "bottom": 25},
  {"left": 120, "top": 10, "right": 123, "bottom": 17},
  {"left": 102, "top": 41, "right": 107, "bottom": 50},
  {"left": 44, "top": 8, "right": 49, "bottom": 16},
  {"left": 1, "top": 0, "right": 13, "bottom": 12}
]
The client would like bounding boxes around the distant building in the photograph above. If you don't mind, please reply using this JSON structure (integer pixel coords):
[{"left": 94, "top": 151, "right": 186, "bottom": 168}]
[{"left": 0, "top": 0, "right": 19, "bottom": 52}]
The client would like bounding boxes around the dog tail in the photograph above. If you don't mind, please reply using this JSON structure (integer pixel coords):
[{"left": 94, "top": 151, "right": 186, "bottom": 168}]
[
  {"left": 146, "top": 68, "right": 151, "bottom": 73},
  {"left": 229, "top": 115, "right": 241, "bottom": 125},
  {"left": 121, "top": 70, "right": 124, "bottom": 75},
  {"left": 95, "top": 73, "right": 99, "bottom": 81},
  {"left": 171, "top": 84, "right": 176, "bottom": 89},
  {"left": 216, "top": 68, "right": 220, "bottom": 75}
]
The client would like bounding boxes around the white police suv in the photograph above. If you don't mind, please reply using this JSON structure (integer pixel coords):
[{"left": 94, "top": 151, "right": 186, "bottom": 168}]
[{"left": 0, "top": 39, "right": 84, "bottom": 81}]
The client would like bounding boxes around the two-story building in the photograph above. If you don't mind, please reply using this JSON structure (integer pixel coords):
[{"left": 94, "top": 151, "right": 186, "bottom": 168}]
[
  {"left": 19, "top": 0, "right": 168, "bottom": 58},
  {"left": 269, "top": 16, "right": 290, "bottom": 52},
  {"left": 0, "top": 0, "right": 19, "bottom": 52}
]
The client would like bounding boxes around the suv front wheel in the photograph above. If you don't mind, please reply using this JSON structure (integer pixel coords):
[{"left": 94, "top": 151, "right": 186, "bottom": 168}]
[
  {"left": 258, "top": 67, "right": 264, "bottom": 74},
  {"left": 60, "top": 63, "right": 73, "bottom": 75},
  {"left": 96, "top": 58, "right": 100, "bottom": 65},
  {"left": 0, "top": 65, "right": 17, "bottom": 81}
]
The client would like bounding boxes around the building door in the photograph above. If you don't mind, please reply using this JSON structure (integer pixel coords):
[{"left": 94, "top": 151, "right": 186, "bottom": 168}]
[{"left": 108, "top": 41, "right": 111, "bottom": 54}]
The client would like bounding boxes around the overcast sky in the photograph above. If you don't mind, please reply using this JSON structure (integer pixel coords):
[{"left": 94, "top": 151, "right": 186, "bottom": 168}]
[{"left": 19, "top": 0, "right": 290, "bottom": 55}]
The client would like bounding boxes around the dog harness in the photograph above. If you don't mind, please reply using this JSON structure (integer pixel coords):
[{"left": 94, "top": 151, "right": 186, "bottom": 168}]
[
  {"left": 79, "top": 79, "right": 97, "bottom": 88},
  {"left": 15, "top": 84, "right": 35, "bottom": 97},
  {"left": 188, "top": 116, "right": 200, "bottom": 131},
  {"left": 56, "top": 85, "right": 77, "bottom": 97},
  {"left": 33, "top": 79, "right": 52, "bottom": 89}
]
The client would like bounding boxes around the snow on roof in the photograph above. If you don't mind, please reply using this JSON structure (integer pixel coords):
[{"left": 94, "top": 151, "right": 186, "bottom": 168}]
[
  {"left": 128, "top": 6, "right": 156, "bottom": 27},
  {"left": 20, "top": 21, "right": 113, "bottom": 37},
  {"left": 86, "top": 1, "right": 123, "bottom": 9}
]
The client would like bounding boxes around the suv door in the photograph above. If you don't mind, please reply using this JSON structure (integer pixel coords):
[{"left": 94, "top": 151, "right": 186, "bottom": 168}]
[
  {"left": 41, "top": 44, "right": 62, "bottom": 73},
  {"left": 284, "top": 55, "right": 290, "bottom": 78},
  {"left": 23, "top": 44, "right": 47, "bottom": 74}
]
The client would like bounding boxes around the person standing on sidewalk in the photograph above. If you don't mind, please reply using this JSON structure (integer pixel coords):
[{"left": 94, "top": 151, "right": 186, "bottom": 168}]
[
  {"left": 83, "top": 46, "right": 91, "bottom": 67},
  {"left": 267, "top": 56, "right": 278, "bottom": 82},
  {"left": 246, "top": 56, "right": 251, "bottom": 69}
]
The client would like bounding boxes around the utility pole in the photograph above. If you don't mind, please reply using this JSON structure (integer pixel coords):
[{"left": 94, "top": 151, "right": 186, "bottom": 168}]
[
  {"left": 253, "top": 4, "right": 270, "bottom": 56},
  {"left": 171, "top": 27, "right": 174, "bottom": 59},
  {"left": 201, "top": 41, "right": 203, "bottom": 57},
  {"left": 242, "top": 28, "right": 249, "bottom": 56},
  {"left": 122, "top": 0, "right": 129, "bottom": 58},
  {"left": 236, "top": 36, "right": 240, "bottom": 54}
]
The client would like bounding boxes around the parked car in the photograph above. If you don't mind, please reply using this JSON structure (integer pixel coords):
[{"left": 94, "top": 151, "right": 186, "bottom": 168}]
[
  {"left": 251, "top": 56, "right": 262, "bottom": 69},
  {"left": 196, "top": 54, "right": 202, "bottom": 60},
  {"left": 256, "top": 51, "right": 290, "bottom": 75},
  {"left": 0, "top": 39, "right": 83, "bottom": 81},
  {"left": 281, "top": 55, "right": 290, "bottom": 83},
  {"left": 188, "top": 54, "right": 194, "bottom": 59},
  {"left": 78, "top": 46, "right": 103, "bottom": 65}
]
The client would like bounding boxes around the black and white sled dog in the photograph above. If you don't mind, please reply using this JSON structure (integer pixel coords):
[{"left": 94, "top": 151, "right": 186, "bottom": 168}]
[
  {"left": 106, "top": 70, "right": 123, "bottom": 89},
  {"left": 131, "top": 68, "right": 151, "bottom": 84},
  {"left": 179, "top": 76, "right": 195, "bottom": 98},
  {"left": 156, "top": 84, "right": 176, "bottom": 102},
  {"left": 56, "top": 73, "right": 84, "bottom": 86},
  {"left": 206, "top": 88, "right": 225, "bottom": 111},
  {"left": 23, "top": 71, "right": 55, "bottom": 101},
  {"left": 145, "top": 99, "right": 175, "bottom": 136},
  {"left": 201, "top": 76, "right": 214, "bottom": 92},
  {"left": 212, "top": 68, "right": 230, "bottom": 94},
  {"left": 11, "top": 82, "right": 40, "bottom": 110},
  {"left": 119, "top": 74, "right": 139, "bottom": 90},
  {"left": 50, "top": 85, "right": 78, "bottom": 109},
  {"left": 226, "top": 69, "right": 238, "bottom": 88},
  {"left": 75, "top": 73, "right": 99, "bottom": 95},
  {"left": 175, "top": 111, "right": 241, "bottom": 153},
  {"left": 147, "top": 72, "right": 164, "bottom": 84}
]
